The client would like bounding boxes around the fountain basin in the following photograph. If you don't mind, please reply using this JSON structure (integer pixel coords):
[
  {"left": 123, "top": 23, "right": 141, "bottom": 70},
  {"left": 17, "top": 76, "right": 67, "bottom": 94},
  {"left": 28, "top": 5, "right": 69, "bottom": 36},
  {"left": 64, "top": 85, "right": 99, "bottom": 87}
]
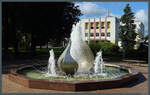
[{"left": 8, "top": 64, "right": 139, "bottom": 91}]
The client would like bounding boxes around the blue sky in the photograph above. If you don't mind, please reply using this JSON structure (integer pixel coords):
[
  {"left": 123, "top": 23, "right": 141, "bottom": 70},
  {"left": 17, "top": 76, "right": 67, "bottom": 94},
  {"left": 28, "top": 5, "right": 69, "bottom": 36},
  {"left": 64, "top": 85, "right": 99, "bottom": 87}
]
[{"left": 75, "top": 2, "right": 148, "bottom": 35}]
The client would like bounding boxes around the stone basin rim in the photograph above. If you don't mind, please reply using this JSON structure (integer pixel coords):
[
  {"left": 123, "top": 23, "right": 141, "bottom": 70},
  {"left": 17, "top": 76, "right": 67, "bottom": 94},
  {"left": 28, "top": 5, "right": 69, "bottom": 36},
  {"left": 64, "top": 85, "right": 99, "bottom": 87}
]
[{"left": 8, "top": 64, "right": 139, "bottom": 87}]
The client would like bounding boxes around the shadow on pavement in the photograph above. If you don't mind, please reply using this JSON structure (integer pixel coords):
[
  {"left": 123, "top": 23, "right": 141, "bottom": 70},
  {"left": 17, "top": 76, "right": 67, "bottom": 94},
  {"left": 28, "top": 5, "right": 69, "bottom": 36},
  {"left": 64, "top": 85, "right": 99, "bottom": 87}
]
[{"left": 123, "top": 72, "right": 147, "bottom": 88}]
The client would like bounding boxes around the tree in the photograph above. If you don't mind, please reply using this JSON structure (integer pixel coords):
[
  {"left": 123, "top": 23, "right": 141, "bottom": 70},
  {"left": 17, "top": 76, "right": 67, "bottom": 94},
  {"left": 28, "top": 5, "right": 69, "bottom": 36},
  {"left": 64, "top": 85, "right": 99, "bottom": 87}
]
[
  {"left": 2, "top": 3, "right": 18, "bottom": 57},
  {"left": 143, "top": 34, "right": 148, "bottom": 44},
  {"left": 119, "top": 4, "right": 137, "bottom": 59},
  {"left": 2, "top": 2, "right": 82, "bottom": 56}
]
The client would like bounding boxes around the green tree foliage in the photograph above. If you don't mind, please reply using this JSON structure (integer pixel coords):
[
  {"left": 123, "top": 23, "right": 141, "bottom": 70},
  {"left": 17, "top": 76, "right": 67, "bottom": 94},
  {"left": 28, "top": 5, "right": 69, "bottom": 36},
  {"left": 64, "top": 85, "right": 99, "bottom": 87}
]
[
  {"left": 88, "top": 41, "right": 119, "bottom": 56},
  {"left": 119, "top": 4, "right": 137, "bottom": 58},
  {"left": 2, "top": 2, "right": 82, "bottom": 55}
]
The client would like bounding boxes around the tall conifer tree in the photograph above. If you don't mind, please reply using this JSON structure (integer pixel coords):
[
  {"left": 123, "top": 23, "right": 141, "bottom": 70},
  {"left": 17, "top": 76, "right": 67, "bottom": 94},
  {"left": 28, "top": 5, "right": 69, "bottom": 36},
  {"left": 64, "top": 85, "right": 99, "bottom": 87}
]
[{"left": 119, "top": 4, "right": 137, "bottom": 58}]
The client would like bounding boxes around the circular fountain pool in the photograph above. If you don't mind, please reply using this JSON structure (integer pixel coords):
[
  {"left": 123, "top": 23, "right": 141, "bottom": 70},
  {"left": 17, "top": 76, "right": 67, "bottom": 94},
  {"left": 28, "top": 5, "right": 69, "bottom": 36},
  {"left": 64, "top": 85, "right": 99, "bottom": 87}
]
[
  {"left": 8, "top": 64, "right": 139, "bottom": 91},
  {"left": 17, "top": 65, "right": 128, "bottom": 81}
]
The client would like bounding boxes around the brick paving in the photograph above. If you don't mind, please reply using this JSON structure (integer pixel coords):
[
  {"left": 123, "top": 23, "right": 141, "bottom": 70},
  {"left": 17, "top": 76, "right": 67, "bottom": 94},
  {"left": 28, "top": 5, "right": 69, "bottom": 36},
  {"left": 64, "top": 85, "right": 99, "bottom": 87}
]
[{"left": 2, "top": 60, "right": 148, "bottom": 93}]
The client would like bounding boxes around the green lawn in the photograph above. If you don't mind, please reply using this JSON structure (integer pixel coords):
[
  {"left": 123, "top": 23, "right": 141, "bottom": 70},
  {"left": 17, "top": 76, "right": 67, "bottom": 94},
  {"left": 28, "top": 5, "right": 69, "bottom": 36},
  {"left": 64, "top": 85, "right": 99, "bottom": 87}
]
[
  {"left": 103, "top": 56, "right": 122, "bottom": 62},
  {"left": 36, "top": 47, "right": 65, "bottom": 57}
]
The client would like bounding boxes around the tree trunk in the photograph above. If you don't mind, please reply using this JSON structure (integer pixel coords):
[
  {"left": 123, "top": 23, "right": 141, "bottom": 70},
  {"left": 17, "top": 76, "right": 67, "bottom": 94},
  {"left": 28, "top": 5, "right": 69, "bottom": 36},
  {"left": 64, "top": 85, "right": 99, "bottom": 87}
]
[
  {"left": 122, "top": 47, "right": 126, "bottom": 59},
  {"left": 13, "top": 25, "right": 19, "bottom": 56},
  {"left": 31, "top": 34, "right": 36, "bottom": 55},
  {"left": 47, "top": 42, "right": 48, "bottom": 48},
  {"left": 3, "top": 15, "right": 9, "bottom": 60},
  {"left": 62, "top": 41, "right": 65, "bottom": 47},
  {"left": 14, "top": 39, "right": 19, "bottom": 56},
  {"left": 3, "top": 31, "right": 9, "bottom": 59}
]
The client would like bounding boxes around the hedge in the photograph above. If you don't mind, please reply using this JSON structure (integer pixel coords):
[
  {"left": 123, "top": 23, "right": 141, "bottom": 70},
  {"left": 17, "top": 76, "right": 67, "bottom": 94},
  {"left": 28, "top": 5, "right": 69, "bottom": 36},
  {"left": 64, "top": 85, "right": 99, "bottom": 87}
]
[{"left": 88, "top": 41, "right": 119, "bottom": 56}]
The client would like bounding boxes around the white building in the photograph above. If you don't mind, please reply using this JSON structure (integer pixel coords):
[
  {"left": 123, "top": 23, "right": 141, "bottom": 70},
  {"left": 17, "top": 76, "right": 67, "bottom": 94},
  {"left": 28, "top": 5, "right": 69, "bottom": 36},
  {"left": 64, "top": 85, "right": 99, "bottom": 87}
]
[
  {"left": 133, "top": 21, "right": 145, "bottom": 49},
  {"left": 80, "top": 16, "right": 145, "bottom": 47},
  {"left": 134, "top": 21, "right": 145, "bottom": 41},
  {"left": 81, "top": 15, "right": 120, "bottom": 43}
]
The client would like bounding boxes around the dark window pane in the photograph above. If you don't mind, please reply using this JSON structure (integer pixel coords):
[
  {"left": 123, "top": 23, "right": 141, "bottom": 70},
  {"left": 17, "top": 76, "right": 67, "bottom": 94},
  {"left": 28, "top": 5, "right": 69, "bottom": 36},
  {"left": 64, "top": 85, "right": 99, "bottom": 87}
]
[
  {"left": 101, "top": 26, "right": 105, "bottom": 29},
  {"left": 85, "top": 23, "right": 88, "bottom": 29},
  {"left": 91, "top": 27, "right": 94, "bottom": 29},
  {"left": 85, "top": 33, "right": 88, "bottom": 37},
  {"left": 107, "top": 32, "right": 110, "bottom": 37},
  {"left": 90, "top": 33, "right": 94, "bottom": 37},
  {"left": 96, "top": 41, "right": 99, "bottom": 43},
  {"left": 96, "top": 33, "right": 99, "bottom": 36},
  {"left": 101, "top": 33, "right": 105, "bottom": 36}
]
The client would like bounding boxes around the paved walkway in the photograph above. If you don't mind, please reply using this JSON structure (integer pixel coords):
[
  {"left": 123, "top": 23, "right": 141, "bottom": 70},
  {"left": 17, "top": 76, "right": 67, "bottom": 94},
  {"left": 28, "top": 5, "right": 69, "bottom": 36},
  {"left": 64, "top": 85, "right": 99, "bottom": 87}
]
[{"left": 2, "top": 60, "right": 148, "bottom": 93}]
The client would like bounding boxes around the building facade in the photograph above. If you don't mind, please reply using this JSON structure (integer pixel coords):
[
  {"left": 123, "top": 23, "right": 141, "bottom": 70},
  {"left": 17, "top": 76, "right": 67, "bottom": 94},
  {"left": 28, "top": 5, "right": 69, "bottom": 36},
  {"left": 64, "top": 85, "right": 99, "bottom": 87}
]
[
  {"left": 80, "top": 15, "right": 144, "bottom": 45},
  {"left": 133, "top": 21, "right": 145, "bottom": 49},
  {"left": 81, "top": 16, "right": 120, "bottom": 43},
  {"left": 134, "top": 21, "right": 145, "bottom": 41}
]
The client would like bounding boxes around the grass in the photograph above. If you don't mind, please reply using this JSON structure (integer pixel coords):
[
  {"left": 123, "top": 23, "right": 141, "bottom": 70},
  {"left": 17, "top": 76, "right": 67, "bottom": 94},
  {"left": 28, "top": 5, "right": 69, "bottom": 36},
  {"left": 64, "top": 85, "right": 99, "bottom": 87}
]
[
  {"left": 103, "top": 56, "right": 123, "bottom": 62},
  {"left": 36, "top": 47, "right": 64, "bottom": 53},
  {"left": 3, "top": 47, "right": 65, "bottom": 59},
  {"left": 36, "top": 47, "right": 65, "bottom": 57}
]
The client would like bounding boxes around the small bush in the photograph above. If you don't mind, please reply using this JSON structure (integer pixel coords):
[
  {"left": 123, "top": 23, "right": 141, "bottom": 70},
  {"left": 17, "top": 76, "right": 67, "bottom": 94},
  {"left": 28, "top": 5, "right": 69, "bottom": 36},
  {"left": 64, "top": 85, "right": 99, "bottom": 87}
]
[
  {"left": 88, "top": 41, "right": 100, "bottom": 56},
  {"left": 88, "top": 41, "right": 119, "bottom": 56},
  {"left": 137, "top": 43, "right": 148, "bottom": 58},
  {"left": 36, "top": 47, "right": 65, "bottom": 56},
  {"left": 124, "top": 43, "right": 148, "bottom": 61}
]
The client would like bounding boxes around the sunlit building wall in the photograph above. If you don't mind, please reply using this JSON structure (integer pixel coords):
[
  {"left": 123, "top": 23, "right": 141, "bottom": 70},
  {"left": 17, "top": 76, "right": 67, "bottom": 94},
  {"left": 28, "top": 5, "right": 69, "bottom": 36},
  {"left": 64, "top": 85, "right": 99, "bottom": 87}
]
[
  {"left": 80, "top": 16, "right": 144, "bottom": 47},
  {"left": 81, "top": 16, "right": 120, "bottom": 43}
]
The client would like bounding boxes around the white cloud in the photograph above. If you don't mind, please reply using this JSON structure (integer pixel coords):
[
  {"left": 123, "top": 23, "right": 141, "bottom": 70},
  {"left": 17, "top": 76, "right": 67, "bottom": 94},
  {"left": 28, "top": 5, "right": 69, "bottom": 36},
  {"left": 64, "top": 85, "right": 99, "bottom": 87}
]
[
  {"left": 135, "top": 9, "right": 148, "bottom": 34},
  {"left": 111, "top": 13, "right": 121, "bottom": 18},
  {"left": 76, "top": 2, "right": 107, "bottom": 18}
]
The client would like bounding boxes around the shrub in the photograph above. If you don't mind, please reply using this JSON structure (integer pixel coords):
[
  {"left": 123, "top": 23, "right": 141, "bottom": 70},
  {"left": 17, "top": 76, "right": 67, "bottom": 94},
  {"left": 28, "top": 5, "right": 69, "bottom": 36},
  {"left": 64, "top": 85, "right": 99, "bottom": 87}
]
[
  {"left": 137, "top": 43, "right": 148, "bottom": 57},
  {"left": 88, "top": 41, "right": 101, "bottom": 56},
  {"left": 88, "top": 41, "right": 119, "bottom": 56},
  {"left": 53, "top": 47, "right": 65, "bottom": 56},
  {"left": 36, "top": 47, "right": 65, "bottom": 57},
  {"left": 124, "top": 43, "right": 148, "bottom": 61}
]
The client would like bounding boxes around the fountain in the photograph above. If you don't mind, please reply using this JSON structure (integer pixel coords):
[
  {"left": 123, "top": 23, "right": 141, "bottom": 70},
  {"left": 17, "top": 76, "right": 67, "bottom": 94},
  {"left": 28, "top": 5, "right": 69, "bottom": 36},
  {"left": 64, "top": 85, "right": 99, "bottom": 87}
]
[
  {"left": 8, "top": 21, "right": 139, "bottom": 91},
  {"left": 58, "top": 22, "right": 94, "bottom": 75},
  {"left": 45, "top": 49, "right": 57, "bottom": 77},
  {"left": 94, "top": 50, "right": 106, "bottom": 76}
]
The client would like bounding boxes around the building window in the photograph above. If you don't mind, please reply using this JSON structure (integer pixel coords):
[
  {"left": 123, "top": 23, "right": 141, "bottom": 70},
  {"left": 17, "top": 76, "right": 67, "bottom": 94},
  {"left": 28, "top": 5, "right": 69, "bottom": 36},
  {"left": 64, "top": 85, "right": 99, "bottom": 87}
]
[
  {"left": 85, "top": 23, "right": 88, "bottom": 29},
  {"left": 85, "top": 33, "right": 88, "bottom": 37},
  {"left": 96, "top": 33, "right": 99, "bottom": 36},
  {"left": 90, "top": 33, "right": 94, "bottom": 37},
  {"left": 107, "top": 22, "right": 111, "bottom": 29},
  {"left": 90, "top": 23, "right": 94, "bottom": 29},
  {"left": 101, "top": 26, "right": 105, "bottom": 29},
  {"left": 91, "top": 27, "right": 94, "bottom": 29},
  {"left": 85, "top": 41, "right": 88, "bottom": 43},
  {"left": 101, "top": 33, "right": 105, "bottom": 36},
  {"left": 96, "top": 22, "right": 99, "bottom": 29},
  {"left": 101, "top": 22, "right": 105, "bottom": 29},
  {"left": 107, "top": 32, "right": 110, "bottom": 37}
]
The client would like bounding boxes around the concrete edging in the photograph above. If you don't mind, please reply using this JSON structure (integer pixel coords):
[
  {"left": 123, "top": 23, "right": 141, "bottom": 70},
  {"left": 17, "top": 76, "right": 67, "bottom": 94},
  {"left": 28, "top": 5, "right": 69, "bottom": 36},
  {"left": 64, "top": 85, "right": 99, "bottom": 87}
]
[{"left": 8, "top": 64, "right": 139, "bottom": 91}]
